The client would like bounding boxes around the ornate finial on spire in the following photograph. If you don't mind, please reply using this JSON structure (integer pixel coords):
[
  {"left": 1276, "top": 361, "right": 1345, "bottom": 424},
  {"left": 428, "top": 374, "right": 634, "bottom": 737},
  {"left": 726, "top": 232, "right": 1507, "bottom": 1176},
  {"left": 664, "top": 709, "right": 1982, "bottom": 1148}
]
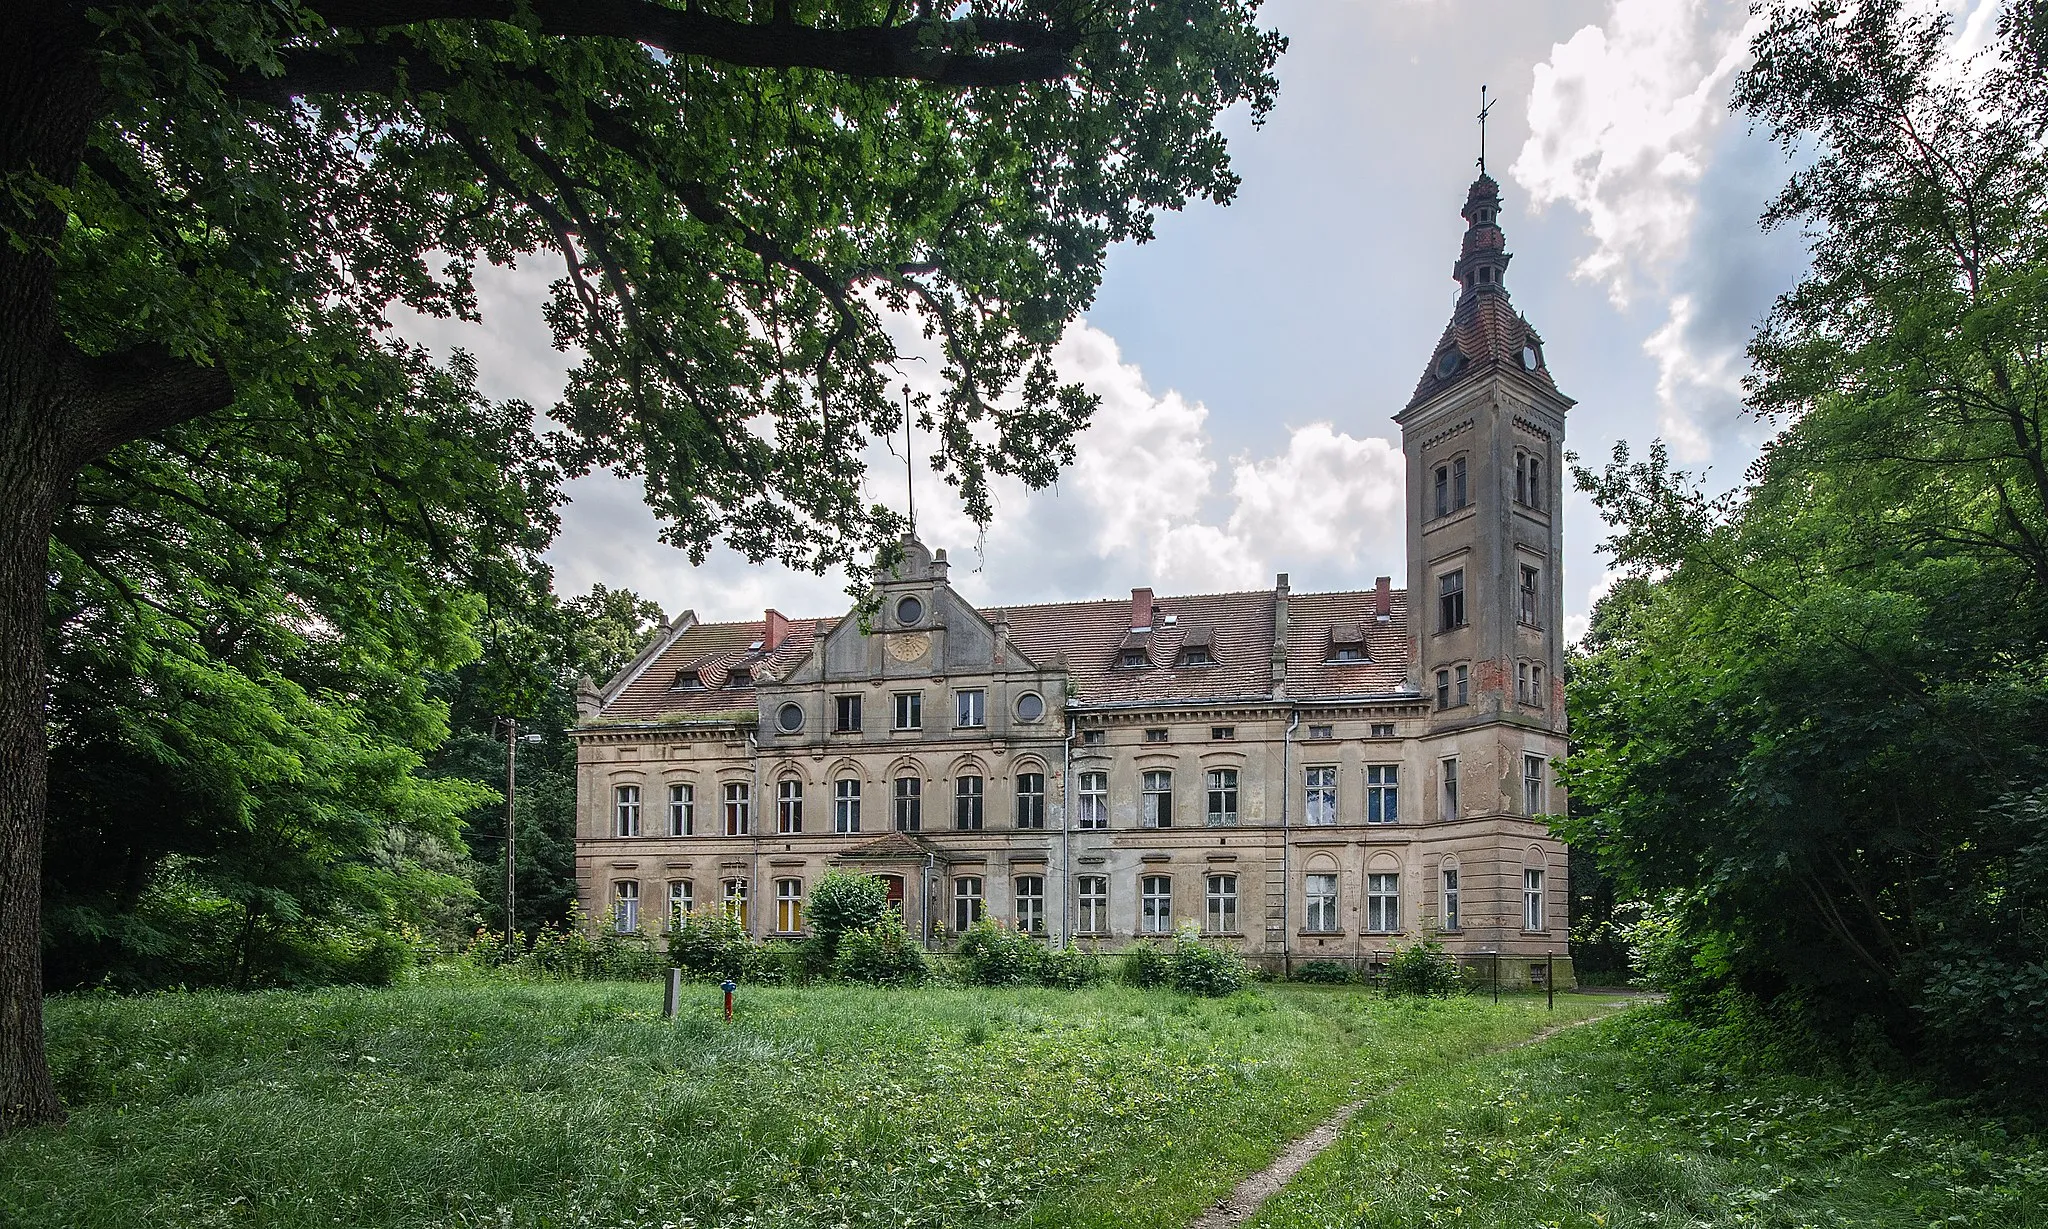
[{"left": 1476, "top": 84, "right": 1496, "bottom": 175}]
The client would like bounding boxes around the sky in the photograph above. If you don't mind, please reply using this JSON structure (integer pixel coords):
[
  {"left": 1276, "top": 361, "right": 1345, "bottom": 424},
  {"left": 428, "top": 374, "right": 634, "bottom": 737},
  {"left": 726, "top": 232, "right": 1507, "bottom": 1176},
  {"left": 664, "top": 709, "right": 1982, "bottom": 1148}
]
[{"left": 390, "top": 0, "right": 1998, "bottom": 642}]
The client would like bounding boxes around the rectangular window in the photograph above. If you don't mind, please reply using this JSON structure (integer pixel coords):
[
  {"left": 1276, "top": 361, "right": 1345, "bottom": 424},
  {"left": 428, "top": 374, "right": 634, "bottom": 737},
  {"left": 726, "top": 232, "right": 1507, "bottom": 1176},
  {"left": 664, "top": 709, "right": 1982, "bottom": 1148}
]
[
  {"left": 1015, "top": 773, "right": 1046, "bottom": 829},
  {"left": 1211, "top": 726, "right": 1235, "bottom": 741},
  {"left": 1307, "top": 723, "right": 1335, "bottom": 740},
  {"left": 1304, "top": 873, "right": 1338, "bottom": 934},
  {"left": 1366, "top": 872, "right": 1400, "bottom": 934},
  {"left": 953, "top": 877, "right": 984, "bottom": 933},
  {"left": 722, "top": 878, "right": 749, "bottom": 929},
  {"left": 893, "top": 691, "right": 922, "bottom": 730},
  {"left": 722, "top": 782, "right": 750, "bottom": 836},
  {"left": 1530, "top": 664, "right": 1545, "bottom": 707},
  {"left": 955, "top": 689, "right": 986, "bottom": 729},
  {"left": 667, "top": 783, "right": 693, "bottom": 836},
  {"left": 955, "top": 775, "right": 984, "bottom": 830},
  {"left": 1141, "top": 875, "right": 1174, "bottom": 934},
  {"left": 777, "top": 779, "right": 803, "bottom": 834},
  {"left": 1182, "top": 645, "right": 1214, "bottom": 666},
  {"left": 1519, "top": 564, "right": 1540, "bottom": 626},
  {"left": 612, "top": 880, "right": 641, "bottom": 933},
  {"left": 775, "top": 878, "right": 804, "bottom": 934},
  {"left": 1141, "top": 770, "right": 1173, "bottom": 828},
  {"left": 1528, "top": 455, "right": 1543, "bottom": 509},
  {"left": 1456, "top": 664, "right": 1469, "bottom": 706},
  {"left": 1015, "top": 875, "right": 1046, "bottom": 935},
  {"left": 1517, "top": 452, "right": 1544, "bottom": 509},
  {"left": 614, "top": 785, "right": 641, "bottom": 838},
  {"left": 894, "top": 775, "right": 922, "bottom": 832},
  {"left": 1205, "top": 769, "right": 1239, "bottom": 826},
  {"left": 1436, "top": 668, "right": 1452, "bottom": 710},
  {"left": 1144, "top": 728, "right": 1169, "bottom": 743},
  {"left": 833, "top": 778, "right": 861, "bottom": 834},
  {"left": 1440, "top": 866, "right": 1460, "bottom": 931},
  {"left": 1077, "top": 771, "right": 1108, "bottom": 829},
  {"left": 1206, "top": 874, "right": 1239, "bottom": 934},
  {"left": 1441, "top": 758, "right": 1459, "bottom": 819},
  {"left": 1434, "top": 464, "right": 1449, "bottom": 518},
  {"left": 1516, "top": 661, "right": 1530, "bottom": 704},
  {"left": 1524, "top": 868, "right": 1546, "bottom": 932},
  {"left": 1438, "top": 569, "right": 1465, "bottom": 631},
  {"left": 834, "top": 694, "right": 862, "bottom": 733},
  {"left": 1077, "top": 875, "right": 1108, "bottom": 933},
  {"left": 1370, "top": 723, "right": 1396, "bottom": 738},
  {"left": 1452, "top": 456, "right": 1468, "bottom": 509},
  {"left": 1303, "top": 766, "right": 1337, "bottom": 826},
  {"left": 667, "top": 879, "right": 693, "bottom": 930},
  {"left": 1080, "top": 729, "right": 1106, "bottom": 746},
  {"left": 1524, "top": 753, "right": 1545, "bottom": 817},
  {"left": 1366, "top": 764, "right": 1399, "bottom": 824},
  {"left": 1516, "top": 451, "right": 1529, "bottom": 505}
]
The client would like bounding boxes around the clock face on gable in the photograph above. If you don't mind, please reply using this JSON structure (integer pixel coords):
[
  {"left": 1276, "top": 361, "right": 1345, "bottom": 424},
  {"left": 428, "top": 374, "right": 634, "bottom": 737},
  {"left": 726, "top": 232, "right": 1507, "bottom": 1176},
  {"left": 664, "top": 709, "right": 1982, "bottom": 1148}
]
[{"left": 886, "top": 632, "right": 932, "bottom": 663}]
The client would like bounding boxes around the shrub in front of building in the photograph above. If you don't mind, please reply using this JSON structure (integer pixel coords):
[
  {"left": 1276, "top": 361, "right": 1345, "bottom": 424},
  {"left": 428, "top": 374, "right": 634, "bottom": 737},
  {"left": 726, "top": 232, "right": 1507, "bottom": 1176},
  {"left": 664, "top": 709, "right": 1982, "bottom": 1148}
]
[
  {"left": 668, "top": 910, "right": 754, "bottom": 981},
  {"left": 807, "top": 871, "right": 892, "bottom": 965},
  {"left": 1294, "top": 959, "right": 1353, "bottom": 985},
  {"left": 1119, "top": 941, "right": 1172, "bottom": 989},
  {"left": 1384, "top": 938, "right": 1463, "bottom": 997},
  {"left": 957, "top": 919, "right": 1053, "bottom": 985},
  {"left": 1167, "top": 924, "right": 1250, "bottom": 997},
  {"left": 833, "top": 915, "right": 928, "bottom": 986}
]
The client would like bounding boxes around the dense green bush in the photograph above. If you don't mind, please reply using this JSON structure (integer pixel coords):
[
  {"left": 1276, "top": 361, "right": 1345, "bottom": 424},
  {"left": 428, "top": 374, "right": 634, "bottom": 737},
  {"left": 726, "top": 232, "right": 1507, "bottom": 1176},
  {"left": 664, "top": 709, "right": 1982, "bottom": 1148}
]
[
  {"left": 1294, "top": 959, "right": 1352, "bottom": 985},
  {"left": 1119, "top": 941, "right": 1171, "bottom": 989},
  {"left": 1384, "top": 938, "right": 1462, "bottom": 997},
  {"left": 667, "top": 911, "right": 754, "bottom": 981},
  {"left": 1039, "top": 943, "right": 1107, "bottom": 988},
  {"left": 807, "top": 871, "right": 891, "bottom": 962},
  {"left": 956, "top": 919, "right": 1050, "bottom": 986},
  {"left": 1168, "top": 924, "right": 1250, "bottom": 997},
  {"left": 834, "top": 916, "right": 928, "bottom": 986}
]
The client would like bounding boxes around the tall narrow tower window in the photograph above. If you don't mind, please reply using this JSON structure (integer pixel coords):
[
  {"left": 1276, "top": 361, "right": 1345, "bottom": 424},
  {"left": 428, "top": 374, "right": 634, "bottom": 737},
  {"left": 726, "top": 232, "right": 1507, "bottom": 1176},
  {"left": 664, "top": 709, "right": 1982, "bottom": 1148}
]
[
  {"left": 1433, "top": 465, "right": 1450, "bottom": 518},
  {"left": 1452, "top": 457, "right": 1468, "bottom": 510},
  {"left": 1438, "top": 569, "right": 1465, "bottom": 631}
]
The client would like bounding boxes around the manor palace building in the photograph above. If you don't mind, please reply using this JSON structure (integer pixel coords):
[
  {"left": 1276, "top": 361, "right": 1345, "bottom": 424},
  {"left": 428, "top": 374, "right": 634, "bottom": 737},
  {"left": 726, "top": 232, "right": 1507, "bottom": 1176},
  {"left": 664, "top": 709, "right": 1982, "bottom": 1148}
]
[{"left": 573, "top": 172, "right": 1574, "bottom": 985}]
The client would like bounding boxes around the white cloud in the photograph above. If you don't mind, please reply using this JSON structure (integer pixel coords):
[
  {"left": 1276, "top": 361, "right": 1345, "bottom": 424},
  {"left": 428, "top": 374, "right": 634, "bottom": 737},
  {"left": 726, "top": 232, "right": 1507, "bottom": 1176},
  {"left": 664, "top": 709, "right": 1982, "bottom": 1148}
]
[{"left": 1227, "top": 424, "right": 1405, "bottom": 573}]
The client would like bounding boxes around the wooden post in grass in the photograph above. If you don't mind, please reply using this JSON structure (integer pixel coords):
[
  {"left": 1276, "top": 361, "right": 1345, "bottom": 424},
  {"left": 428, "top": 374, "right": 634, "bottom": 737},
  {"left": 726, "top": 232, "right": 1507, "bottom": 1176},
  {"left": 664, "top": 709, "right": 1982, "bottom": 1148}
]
[
  {"left": 664, "top": 967, "right": 681, "bottom": 1019},
  {"left": 1492, "top": 952, "right": 1500, "bottom": 1004},
  {"left": 1547, "top": 954, "right": 1554, "bottom": 1010}
]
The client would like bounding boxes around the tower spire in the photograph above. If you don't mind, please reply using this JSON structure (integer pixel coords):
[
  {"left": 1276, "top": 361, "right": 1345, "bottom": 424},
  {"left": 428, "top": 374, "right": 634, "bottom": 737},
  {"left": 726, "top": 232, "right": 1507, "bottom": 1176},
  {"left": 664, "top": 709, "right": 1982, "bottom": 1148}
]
[{"left": 1476, "top": 84, "right": 1496, "bottom": 175}]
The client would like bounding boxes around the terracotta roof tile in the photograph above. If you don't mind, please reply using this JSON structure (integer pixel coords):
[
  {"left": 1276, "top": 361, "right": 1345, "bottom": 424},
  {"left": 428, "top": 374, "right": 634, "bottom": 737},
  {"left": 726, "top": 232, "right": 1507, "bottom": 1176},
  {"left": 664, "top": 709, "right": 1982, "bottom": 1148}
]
[{"left": 600, "top": 616, "right": 832, "bottom": 721}]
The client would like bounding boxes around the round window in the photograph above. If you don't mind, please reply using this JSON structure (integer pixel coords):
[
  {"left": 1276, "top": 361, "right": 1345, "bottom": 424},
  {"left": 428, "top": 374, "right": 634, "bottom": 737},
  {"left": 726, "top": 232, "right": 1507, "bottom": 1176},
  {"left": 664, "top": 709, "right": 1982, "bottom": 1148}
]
[
  {"left": 775, "top": 702, "right": 804, "bottom": 733},
  {"left": 1016, "top": 692, "right": 1045, "bottom": 722},
  {"left": 1436, "top": 348, "right": 1463, "bottom": 377},
  {"left": 896, "top": 595, "right": 924, "bottom": 625}
]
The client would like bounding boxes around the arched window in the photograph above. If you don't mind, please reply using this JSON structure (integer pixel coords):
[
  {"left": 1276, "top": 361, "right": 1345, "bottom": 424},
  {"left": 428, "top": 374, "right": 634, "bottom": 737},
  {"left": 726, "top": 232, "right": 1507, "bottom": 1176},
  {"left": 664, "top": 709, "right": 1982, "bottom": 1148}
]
[
  {"left": 833, "top": 777, "right": 861, "bottom": 833},
  {"left": 777, "top": 778, "right": 804, "bottom": 834}
]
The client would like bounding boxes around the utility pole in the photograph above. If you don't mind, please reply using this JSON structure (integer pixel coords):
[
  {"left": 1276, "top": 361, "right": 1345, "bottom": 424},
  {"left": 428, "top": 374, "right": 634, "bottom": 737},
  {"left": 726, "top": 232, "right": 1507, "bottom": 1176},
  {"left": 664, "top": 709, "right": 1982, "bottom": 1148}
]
[{"left": 497, "top": 716, "right": 521, "bottom": 946}]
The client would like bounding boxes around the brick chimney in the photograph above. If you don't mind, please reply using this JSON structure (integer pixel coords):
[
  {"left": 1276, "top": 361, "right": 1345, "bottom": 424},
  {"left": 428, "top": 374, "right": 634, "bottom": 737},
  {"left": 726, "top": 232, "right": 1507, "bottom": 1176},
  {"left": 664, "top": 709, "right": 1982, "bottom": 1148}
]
[
  {"left": 763, "top": 608, "right": 790, "bottom": 652},
  {"left": 1374, "top": 576, "right": 1392, "bottom": 621},
  {"left": 1271, "top": 573, "right": 1290, "bottom": 698},
  {"left": 1130, "top": 587, "right": 1155, "bottom": 630}
]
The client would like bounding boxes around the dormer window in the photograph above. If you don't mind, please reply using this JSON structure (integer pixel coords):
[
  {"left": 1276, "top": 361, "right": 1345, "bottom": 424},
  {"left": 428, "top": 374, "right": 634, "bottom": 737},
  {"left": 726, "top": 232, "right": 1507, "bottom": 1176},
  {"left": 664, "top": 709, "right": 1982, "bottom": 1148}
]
[
  {"left": 1329, "top": 646, "right": 1367, "bottom": 663},
  {"left": 1181, "top": 645, "right": 1214, "bottom": 667},
  {"left": 1120, "top": 649, "right": 1149, "bottom": 669},
  {"left": 725, "top": 667, "right": 752, "bottom": 689},
  {"left": 671, "top": 670, "right": 705, "bottom": 691},
  {"left": 1175, "top": 624, "right": 1216, "bottom": 668},
  {"left": 1327, "top": 620, "right": 1368, "bottom": 663}
]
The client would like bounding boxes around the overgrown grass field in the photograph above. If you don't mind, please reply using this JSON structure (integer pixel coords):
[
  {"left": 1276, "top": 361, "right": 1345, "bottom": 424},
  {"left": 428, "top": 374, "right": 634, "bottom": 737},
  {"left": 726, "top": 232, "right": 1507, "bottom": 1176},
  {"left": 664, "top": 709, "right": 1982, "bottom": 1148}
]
[
  {"left": 1251, "top": 1004, "right": 2048, "bottom": 1229},
  {"left": 1, "top": 980, "right": 1617, "bottom": 1228}
]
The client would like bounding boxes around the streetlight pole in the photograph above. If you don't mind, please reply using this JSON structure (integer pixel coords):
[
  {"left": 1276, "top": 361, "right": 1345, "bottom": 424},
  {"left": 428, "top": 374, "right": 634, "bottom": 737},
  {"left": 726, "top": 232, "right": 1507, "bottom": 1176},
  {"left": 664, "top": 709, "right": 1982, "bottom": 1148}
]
[{"left": 496, "top": 717, "right": 522, "bottom": 947}]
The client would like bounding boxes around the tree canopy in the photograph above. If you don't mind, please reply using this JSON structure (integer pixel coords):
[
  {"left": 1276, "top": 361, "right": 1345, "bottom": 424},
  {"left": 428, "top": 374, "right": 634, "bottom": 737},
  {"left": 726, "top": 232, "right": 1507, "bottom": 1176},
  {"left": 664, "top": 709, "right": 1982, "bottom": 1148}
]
[
  {"left": 1561, "top": 0, "right": 2048, "bottom": 1096},
  {"left": 0, "top": 0, "right": 1284, "bottom": 1129}
]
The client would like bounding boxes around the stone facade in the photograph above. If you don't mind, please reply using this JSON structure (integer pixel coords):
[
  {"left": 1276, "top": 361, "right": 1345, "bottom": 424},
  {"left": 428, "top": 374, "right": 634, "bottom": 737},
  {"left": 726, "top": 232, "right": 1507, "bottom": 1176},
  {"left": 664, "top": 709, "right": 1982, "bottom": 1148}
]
[{"left": 572, "top": 172, "right": 1576, "bottom": 986}]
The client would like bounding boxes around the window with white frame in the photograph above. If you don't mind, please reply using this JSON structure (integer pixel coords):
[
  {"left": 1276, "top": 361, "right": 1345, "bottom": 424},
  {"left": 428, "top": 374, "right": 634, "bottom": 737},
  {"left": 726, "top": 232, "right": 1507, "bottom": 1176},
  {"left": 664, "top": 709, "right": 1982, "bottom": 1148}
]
[
  {"left": 1016, "top": 773, "right": 1045, "bottom": 829},
  {"left": 1440, "top": 865, "right": 1460, "bottom": 931},
  {"left": 894, "top": 775, "right": 922, "bottom": 831},
  {"left": 1140, "top": 875, "right": 1173, "bottom": 934},
  {"left": 1015, "top": 875, "right": 1046, "bottom": 935},
  {"left": 893, "top": 691, "right": 922, "bottom": 730},
  {"left": 953, "top": 876, "right": 984, "bottom": 933},
  {"left": 1205, "top": 768, "right": 1238, "bottom": 826},
  {"left": 613, "top": 880, "right": 639, "bottom": 933},
  {"left": 1304, "top": 767, "right": 1337, "bottom": 826},
  {"left": 723, "top": 782, "right": 750, "bottom": 836},
  {"left": 1524, "top": 754, "right": 1546, "bottom": 816},
  {"left": 723, "top": 878, "right": 749, "bottom": 928},
  {"left": 1076, "top": 875, "right": 1108, "bottom": 933},
  {"left": 1441, "top": 758, "right": 1459, "bottom": 819},
  {"left": 955, "top": 774, "right": 984, "bottom": 830},
  {"left": 1453, "top": 455, "right": 1468, "bottom": 508},
  {"left": 668, "top": 879, "right": 693, "bottom": 930},
  {"left": 776, "top": 878, "right": 804, "bottom": 933},
  {"left": 777, "top": 779, "right": 803, "bottom": 834},
  {"left": 833, "top": 777, "right": 861, "bottom": 834},
  {"left": 667, "top": 783, "right": 693, "bottom": 836},
  {"left": 614, "top": 785, "right": 641, "bottom": 837},
  {"left": 1366, "top": 764, "right": 1399, "bottom": 824},
  {"left": 1366, "top": 872, "right": 1400, "bottom": 933},
  {"left": 1141, "top": 771, "right": 1173, "bottom": 828},
  {"left": 1524, "top": 868, "right": 1546, "bottom": 932},
  {"left": 1206, "top": 873, "right": 1238, "bottom": 934},
  {"left": 1304, "top": 873, "right": 1338, "bottom": 933},
  {"left": 955, "top": 689, "right": 986, "bottom": 729},
  {"left": 1077, "top": 771, "right": 1108, "bottom": 829}
]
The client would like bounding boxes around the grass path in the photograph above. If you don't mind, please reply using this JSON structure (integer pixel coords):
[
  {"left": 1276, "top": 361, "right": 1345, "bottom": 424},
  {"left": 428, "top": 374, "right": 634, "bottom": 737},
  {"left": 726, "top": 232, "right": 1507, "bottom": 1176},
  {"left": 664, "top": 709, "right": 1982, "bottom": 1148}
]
[
  {"left": 1246, "top": 1003, "right": 2048, "bottom": 1229},
  {"left": 2, "top": 980, "right": 1622, "bottom": 1229},
  {"left": 1188, "top": 998, "right": 1639, "bottom": 1229}
]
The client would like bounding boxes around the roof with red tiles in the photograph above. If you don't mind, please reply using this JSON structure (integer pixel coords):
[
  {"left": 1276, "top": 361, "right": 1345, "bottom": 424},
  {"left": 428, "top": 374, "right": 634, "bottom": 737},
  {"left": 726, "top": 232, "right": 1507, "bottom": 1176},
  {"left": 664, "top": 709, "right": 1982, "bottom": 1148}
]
[
  {"left": 588, "top": 583, "right": 1420, "bottom": 726},
  {"left": 1405, "top": 175, "right": 1561, "bottom": 412}
]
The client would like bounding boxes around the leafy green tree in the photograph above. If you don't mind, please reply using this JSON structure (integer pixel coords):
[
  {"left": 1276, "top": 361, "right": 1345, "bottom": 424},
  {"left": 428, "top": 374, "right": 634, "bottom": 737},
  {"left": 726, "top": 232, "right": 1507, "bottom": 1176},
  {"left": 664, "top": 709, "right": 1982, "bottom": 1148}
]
[
  {"left": 805, "top": 869, "right": 891, "bottom": 963},
  {"left": 1, "top": 0, "right": 1282, "bottom": 1126}
]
